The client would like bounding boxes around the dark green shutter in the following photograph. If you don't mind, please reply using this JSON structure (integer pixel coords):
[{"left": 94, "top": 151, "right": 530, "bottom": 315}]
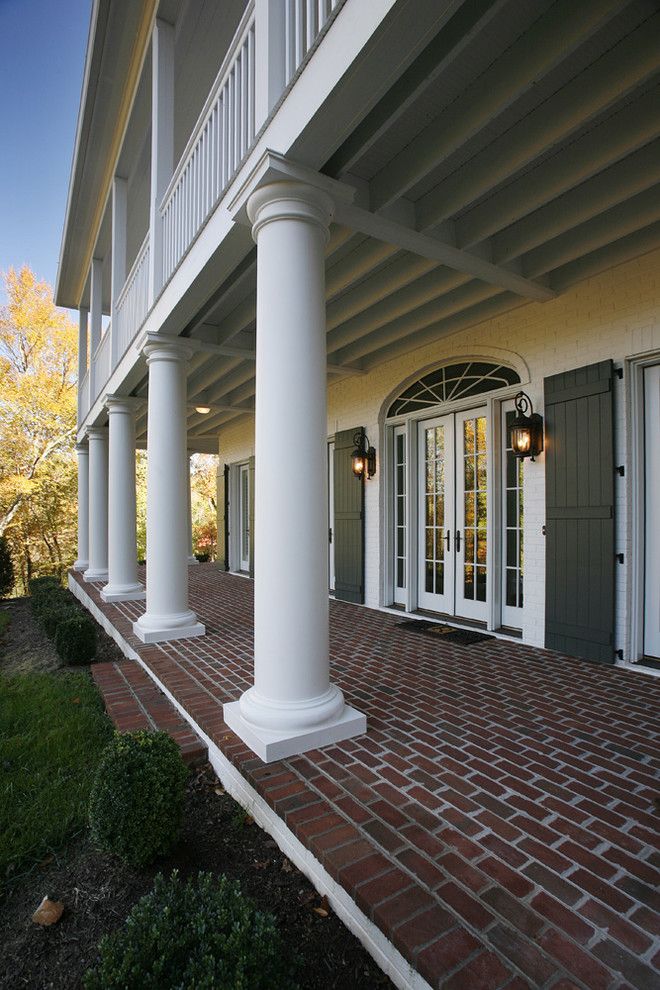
[
  {"left": 218, "top": 464, "right": 229, "bottom": 571},
  {"left": 333, "top": 428, "right": 365, "bottom": 604},
  {"left": 248, "top": 455, "right": 255, "bottom": 579},
  {"left": 544, "top": 360, "right": 615, "bottom": 663}
]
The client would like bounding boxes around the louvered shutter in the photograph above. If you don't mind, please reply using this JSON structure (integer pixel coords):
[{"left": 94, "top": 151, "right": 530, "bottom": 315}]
[{"left": 333, "top": 428, "right": 365, "bottom": 604}]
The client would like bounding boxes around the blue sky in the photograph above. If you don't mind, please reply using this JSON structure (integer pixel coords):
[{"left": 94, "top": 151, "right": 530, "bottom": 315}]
[{"left": 0, "top": 0, "right": 91, "bottom": 304}]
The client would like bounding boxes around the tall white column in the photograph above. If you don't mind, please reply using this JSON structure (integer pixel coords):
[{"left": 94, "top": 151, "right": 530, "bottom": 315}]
[
  {"left": 187, "top": 454, "right": 198, "bottom": 564},
  {"left": 148, "top": 18, "right": 174, "bottom": 306},
  {"left": 74, "top": 443, "right": 89, "bottom": 571},
  {"left": 84, "top": 427, "right": 109, "bottom": 583},
  {"left": 223, "top": 179, "right": 366, "bottom": 762},
  {"left": 90, "top": 258, "right": 103, "bottom": 356},
  {"left": 111, "top": 176, "right": 127, "bottom": 367},
  {"left": 133, "top": 337, "right": 205, "bottom": 643},
  {"left": 101, "top": 397, "right": 145, "bottom": 602}
]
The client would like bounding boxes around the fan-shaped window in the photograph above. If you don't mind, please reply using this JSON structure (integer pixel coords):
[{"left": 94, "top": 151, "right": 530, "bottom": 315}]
[{"left": 387, "top": 362, "right": 520, "bottom": 417}]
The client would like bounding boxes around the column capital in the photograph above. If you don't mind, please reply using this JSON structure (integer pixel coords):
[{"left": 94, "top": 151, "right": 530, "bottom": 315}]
[
  {"left": 137, "top": 332, "right": 193, "bottom": 364},
  {"left": 86, "top": 425, "right": 108, "bottom": 441},
  {"left": 75, "top": 442, "right": 89, "bottom": 455},
  {"left": 229, "top": 150, "right": 354, "bottom": 241},
  {"left": 104, "top": 394, "right": 143, "bottom": 416}
]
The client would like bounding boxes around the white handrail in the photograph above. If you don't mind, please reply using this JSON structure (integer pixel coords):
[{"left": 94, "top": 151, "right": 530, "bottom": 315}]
[
  {"left": 160, "top": 4, "right": 256, "bottom": 284},
  {"left": 115, "top": 233, "right": 150, "bottom": 363}
]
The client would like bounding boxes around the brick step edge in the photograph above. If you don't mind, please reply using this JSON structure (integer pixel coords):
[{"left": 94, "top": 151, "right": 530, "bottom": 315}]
[{"left": 92, "top": 660, "right": 208, "bottom": 767}]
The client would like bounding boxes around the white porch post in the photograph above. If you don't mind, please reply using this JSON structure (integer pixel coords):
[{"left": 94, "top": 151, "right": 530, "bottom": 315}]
[
  {"left": 101, "top": 397, "right": 145, "bottom": 602},
  {"left": 187, "top": 454, "right": 198, "bottom": 564},
  {"left": 111, "top": 176, "right": 127, "bottom": 367},
  {"left": 90, "top": 258, "right": 103, "bottom": 355},
  {"left": 254, "top": 0, "right": 286, "bottom": 129},
  {"left": 74, "top": 443, "right": 89, "bottom": 571},
  {"left": 133, "top": 337, "right": 205, "bottom": 643},
  {"left": 84, "top": 427, "right": 109, "bottom": 583},
  {"left": 77, "top": 306, "right": 88, "bottom": 422},
  {"left": 148, "top": 18, "right": 174, "bottom": 307},
  {"left": 224, "top": 176, "right": 366, "bottom": 762}
]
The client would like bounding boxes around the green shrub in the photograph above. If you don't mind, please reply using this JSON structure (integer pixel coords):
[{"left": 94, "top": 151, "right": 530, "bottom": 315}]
[
  {"left": 28, "top": 575, "right": 60, "bottom": 599},
  {"left": 89, "top": 731, "right": 188, "bottom": 867},
  {"left": 55, "top": 614, "right": 96, "bottom": 664},
  {"left": 194, "top": 552, "right": 210, "bottom": 563},
  {"left": 0, "top": 537, "right": 14, "bottom": 598},
  {"left": 83, "top": 870, "right": 298, "bottom": 990},
  {"left": 42, "top": 601, "right": 79, "bottom": 639}
]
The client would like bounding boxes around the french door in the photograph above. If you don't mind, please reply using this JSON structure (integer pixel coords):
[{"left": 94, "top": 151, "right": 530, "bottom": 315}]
[
  {"left": 417, "top": 408, "right": 489, "bottom": 621},
  {"left": 644, "top": 365, "right": 660, "bottom": 659},
  {"left": 238, "top": 463, "right": 250, "bottom": 572}
]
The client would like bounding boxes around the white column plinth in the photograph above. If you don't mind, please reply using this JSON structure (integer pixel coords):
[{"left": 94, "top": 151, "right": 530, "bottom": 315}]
[
  {"left": 223, "top": 179, "right": 366, "bottom": 762},
  {"left": 133, "top": 339, "right": 205, "bottom": 644},
  {"left": 101, "top": 397, "right": 145, "bottom": 603},
  {"left": 74, "top": 443, "right": 89, "bottom": 571},
  {"left": 84, "top": 427, "right": 109, "bottom": 583}
]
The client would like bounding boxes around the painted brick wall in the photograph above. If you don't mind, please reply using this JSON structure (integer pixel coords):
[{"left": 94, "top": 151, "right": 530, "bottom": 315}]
[{"left": 217, "top": 247, "right": 660, "bottom": 658}]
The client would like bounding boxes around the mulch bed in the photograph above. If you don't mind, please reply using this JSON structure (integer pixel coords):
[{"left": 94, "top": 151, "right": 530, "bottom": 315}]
[{"left": 0, "top": 764, "right": 392, "bottom": 989}]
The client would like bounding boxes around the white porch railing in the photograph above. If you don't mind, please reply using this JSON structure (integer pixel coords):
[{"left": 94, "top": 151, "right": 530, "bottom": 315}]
[
  {"left": 115, "top": 233, "right": 150, "bottom": 362},
  {"left": 78, "top": 370, "right": 90, "bottom": 424},
  {"left": 160, "top": 4, "right": 256, "bottom": 284},
  {"left": 284, "top": 0, "right": 340, "bottom": 83},
  {"left": 92, "top": 326, "right": 112, "bottom": 403}
]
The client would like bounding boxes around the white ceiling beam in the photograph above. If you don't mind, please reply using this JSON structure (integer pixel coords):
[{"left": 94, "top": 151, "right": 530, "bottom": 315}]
[
  {"left": 326, "top": 0, "right": 507, "bottom": 177},
  {"left": 369, "top": 0, "right": 627, "bottom": 211},
  {"left": 327, "top": 267, "right": 471, "bottom": 353},
  {"left": 551, "top": 219, "right": 660, "bottom": 293},
  {"left": 416, "top": 15, "right": 660, "bottom": 230},
  {"left": 523, "top": 184, "right": 660, "bottom": 278},
  {"left": 363, "top": 293, "right": 528, "bottom": 370},
  {"left": 326, "top": 254, "right": 440, "bottom": 331},
  {"left": 456, "top": 86, "right": 660, "bottom": 248},
  {"left": 335, "top": 201, "right": 554, "bottom": 301},
  {"left": 491, "top": 138, "right": 660, "bottom": 264},
  {"left": 332, "top": 281, "right": 499, "bottom": 366}
]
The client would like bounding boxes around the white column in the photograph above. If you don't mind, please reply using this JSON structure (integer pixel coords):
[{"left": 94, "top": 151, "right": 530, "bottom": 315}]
[
  {"left": 111, "top": 176, "right": 127, "bottom": 367},
  {"left": 187, "top": 454, "right": 198, "bottom": 564},
  {"left": 74, "top": 443, "right": 89, "bottom": 571},
  {"left": 101, "top": 397, "right": 145, "bottom": 602},
  {"left": 148, "top": 18, "right": 174, "bottom": 306},
  {"left": 223, "top": 180, "right": 366, "bottom": 762},
  {"left": 84, "top": 426, "right": 109, "bottom": 583},
  {"left": 78, "top": 307, "right": 89, "bottom": 424},
  {"left": 90, "top": 258, "right": 103, "bottom": 356},
  {"left": 133, "top": 337, "right": 205, "bottom": 643}
]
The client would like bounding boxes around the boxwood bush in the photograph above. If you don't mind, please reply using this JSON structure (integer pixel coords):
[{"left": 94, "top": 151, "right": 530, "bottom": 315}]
[
  {"left": 55, "top": 614, "right": 96, "bottom": 664},
  {"left": 42, "top": 600, "right": 78, "bottom": 639},
  {"left": 89, "top": 731, "right": 188, "bottom": 867},
  {"left": 83, "top": 870, "right": 298, "bottom": 990}
]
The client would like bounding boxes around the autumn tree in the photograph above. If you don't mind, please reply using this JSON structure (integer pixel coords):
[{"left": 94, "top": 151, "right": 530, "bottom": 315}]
[
  {"left": 191, "top": 454, "right": 218, "bottom": 559},
  {"left": 0, "top": 266, "right": 78, "bottom": 590}
]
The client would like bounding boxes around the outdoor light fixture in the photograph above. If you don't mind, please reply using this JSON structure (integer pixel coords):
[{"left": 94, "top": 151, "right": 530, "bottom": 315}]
[
  {"left": 195, "top": 405, "right": 211, "bottom": 415},
  {"left": 351, "top": 430, "right": 377, "bottom": 479},
  {"left": 509, "top": 391, "right": 544, "bottom": 461}
]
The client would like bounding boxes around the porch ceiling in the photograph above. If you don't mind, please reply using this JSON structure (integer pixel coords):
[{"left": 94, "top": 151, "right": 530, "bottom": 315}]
[{"left": 134, "top": 0, "right": 660, "bottom": 447}]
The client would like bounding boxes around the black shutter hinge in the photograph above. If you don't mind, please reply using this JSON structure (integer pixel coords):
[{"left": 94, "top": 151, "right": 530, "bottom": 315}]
[
  {"left": 616, "top": 553, "right": 624, "bottom": 564},
  {"left": 328, "top": 528, "right": 333, "bottom": 544},
  {"left": 615, "top": 367, "right": 623, "bottom": 379},
  {"left": 615, "top": 649, "right": 624, "bottom": 661},
  {"left": 616, "top": 465, "right": 625, "bottom": 477}
]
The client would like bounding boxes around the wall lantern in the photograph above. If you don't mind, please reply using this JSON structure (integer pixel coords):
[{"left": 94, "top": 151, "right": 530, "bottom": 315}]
[
  {"left": 195, "top": 405, "right": 211, "bottom": 415},
  {"left": 509, "top": 391, "right": 544, "bottom": 461},
  {"left": 351, "top": 430, "right": 377, "bottom": 479}
]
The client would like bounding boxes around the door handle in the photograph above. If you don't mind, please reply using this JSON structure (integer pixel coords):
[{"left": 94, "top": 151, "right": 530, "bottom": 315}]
[
  {"left": 445, "top": 529, "right": 451, "bottom": 551},
  {"left": 455, "top": 530, "right": 462, "bottom": 552},
  {"left": 329, "top": 527, "right": 333, "bottom": 544}
]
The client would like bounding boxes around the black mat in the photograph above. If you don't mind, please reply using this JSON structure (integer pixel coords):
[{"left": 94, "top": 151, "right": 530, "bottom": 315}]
[{"left": 396, "top": 619, "right": 493, "bottom": 646}]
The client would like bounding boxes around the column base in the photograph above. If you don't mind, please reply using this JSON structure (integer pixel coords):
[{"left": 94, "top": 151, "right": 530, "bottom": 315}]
[
  {"left": 73, "top": 559, "right": 89, "bottom": 572},
  {"left": 132, "top": 610, "right": 205, "bottom": 644},
  {"left": 84, "top": 568, "right": 108, "bottom": 583},
  {"left": 223, "top": 700, "right": 367, "bottom": 763},
  {"left": 101, "top": 582, "right": 146, "bottom": 603}
]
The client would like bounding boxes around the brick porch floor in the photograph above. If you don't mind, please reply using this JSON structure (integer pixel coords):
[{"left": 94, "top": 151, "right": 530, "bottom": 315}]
[{"left": 71, "top": 565, "right": 660, "bottom": 990}]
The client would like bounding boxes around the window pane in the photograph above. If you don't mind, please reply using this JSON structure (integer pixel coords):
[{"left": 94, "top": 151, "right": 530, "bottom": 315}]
[
  {"left": 435, "top": 561, "right": 444, "bottom": 595},
  {"left": 476, "top": 566, "right": 487, "bottom": 602},
  {"left": 425, "top": 561, "right": 434, "bottom": 593},
  {"left": 464, "top": 563, "right": 474, "bottom": 600}
]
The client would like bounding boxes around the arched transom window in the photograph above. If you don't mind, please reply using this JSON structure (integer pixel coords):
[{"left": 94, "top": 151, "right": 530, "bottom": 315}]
[{"left": 387, "top": 361, "right": 521, "bottom": 417}]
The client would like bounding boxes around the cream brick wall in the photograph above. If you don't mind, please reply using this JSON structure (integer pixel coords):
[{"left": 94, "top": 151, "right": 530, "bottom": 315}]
[{"left": 217, "top": 248, "right": 660, "bottom": 658}]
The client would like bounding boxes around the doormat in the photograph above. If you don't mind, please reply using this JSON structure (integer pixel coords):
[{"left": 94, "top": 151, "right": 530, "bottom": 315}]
[{"left": 397, "top": 619, "right": 493, "bottom": 646}]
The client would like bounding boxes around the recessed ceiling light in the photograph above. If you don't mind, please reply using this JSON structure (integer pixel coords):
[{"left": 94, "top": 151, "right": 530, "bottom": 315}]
[{"left": 195, "top": 405, "right": 211, "bottom": 415}]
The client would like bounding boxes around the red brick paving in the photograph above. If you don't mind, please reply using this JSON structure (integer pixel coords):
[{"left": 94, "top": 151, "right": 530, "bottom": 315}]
[
  {"left": 91, "top": 659, "right": 206, "bottom": 765},
  {"left": 72, "top": 565, "right": 660, "bottom": 990}
]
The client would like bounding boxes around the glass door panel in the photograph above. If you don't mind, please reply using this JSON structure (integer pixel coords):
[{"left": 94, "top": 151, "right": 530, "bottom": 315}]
[
  {"left": 239, "top": 464, "right": 250, "bottom": 572},
  {"left": 502, "top": 403, "right": 524, "bottom": 628},
  {"left": 418, "top": 415, "right": 455, "bottom": 613},
  {"left": 455, "top": 409, "right": 489, "bottom": 622},
  {"left": 393, "top": 426, "right": 407, "bottom": 605}
]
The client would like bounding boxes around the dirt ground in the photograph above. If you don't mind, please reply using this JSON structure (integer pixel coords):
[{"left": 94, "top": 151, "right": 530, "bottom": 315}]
[{"left": 0, "top": 764, "right": 392, "bottom": 990}]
